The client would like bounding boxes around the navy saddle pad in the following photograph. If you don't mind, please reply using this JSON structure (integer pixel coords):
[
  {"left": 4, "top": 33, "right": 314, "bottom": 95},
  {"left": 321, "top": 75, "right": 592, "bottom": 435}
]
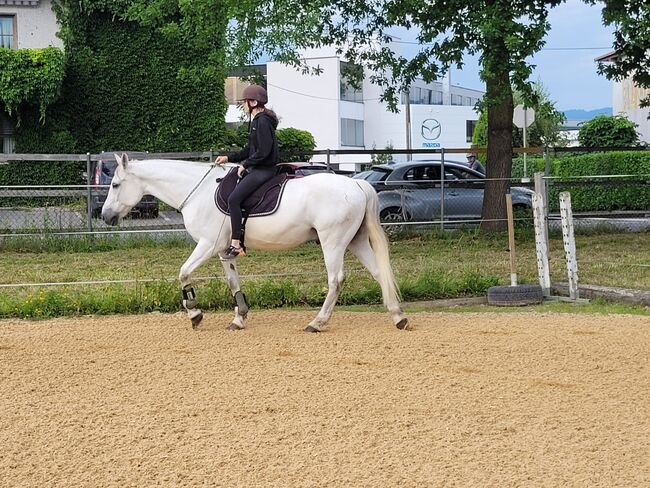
[{"left": 215, "top": 168, "right": 288, "bottom": 217}]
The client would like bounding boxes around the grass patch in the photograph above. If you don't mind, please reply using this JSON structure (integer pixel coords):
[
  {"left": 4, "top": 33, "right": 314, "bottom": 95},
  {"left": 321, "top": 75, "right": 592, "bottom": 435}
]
[{"left": 0, "top": 229, "right": 647, "bottom": 319}]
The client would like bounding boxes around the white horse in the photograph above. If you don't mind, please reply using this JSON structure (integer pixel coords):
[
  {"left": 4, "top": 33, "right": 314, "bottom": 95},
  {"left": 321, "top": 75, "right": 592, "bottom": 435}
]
[{"left": 101, "top": 154, "right": 409, "bottom": 332}]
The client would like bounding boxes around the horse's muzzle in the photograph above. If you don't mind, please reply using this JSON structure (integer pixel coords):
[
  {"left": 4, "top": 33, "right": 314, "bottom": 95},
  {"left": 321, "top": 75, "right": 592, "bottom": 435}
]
[{"left": 102, "top": 211, "right": 119, "bottom": 226}]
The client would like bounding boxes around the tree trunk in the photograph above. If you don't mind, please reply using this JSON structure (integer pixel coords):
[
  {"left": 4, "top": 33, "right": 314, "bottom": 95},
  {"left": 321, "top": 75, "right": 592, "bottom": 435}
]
[{"left": 480, "top": 70, "right": 513, "bottom": 232}]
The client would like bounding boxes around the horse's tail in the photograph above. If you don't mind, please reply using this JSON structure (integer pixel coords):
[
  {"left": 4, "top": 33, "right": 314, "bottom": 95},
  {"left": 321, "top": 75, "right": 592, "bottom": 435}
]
[{"left": 357, "top": 180, "right": 402, "bottom": 306}]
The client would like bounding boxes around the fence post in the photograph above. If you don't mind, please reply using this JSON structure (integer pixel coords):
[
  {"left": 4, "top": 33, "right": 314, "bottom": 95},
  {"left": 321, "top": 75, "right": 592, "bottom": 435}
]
[
  {"left": 533, "top": 172, "right": 551, "bottom": 296},
  {"left": 326, "top": 148, "right": 331, "bottom": 172},
  {"left": 86, "top": 152, "right": 93, "bottom": 233},
  {"left": 440, "top": 148, "right": 445, "bottom": 231},
  {"left": 559, "top": 192, "right": 579, "bottom": 300}
]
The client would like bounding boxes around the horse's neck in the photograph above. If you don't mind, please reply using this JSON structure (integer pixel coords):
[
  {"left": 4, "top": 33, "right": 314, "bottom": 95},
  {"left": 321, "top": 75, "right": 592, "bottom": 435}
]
[{"left": 131, "top": 160, "right": 224, "bottom": 209}]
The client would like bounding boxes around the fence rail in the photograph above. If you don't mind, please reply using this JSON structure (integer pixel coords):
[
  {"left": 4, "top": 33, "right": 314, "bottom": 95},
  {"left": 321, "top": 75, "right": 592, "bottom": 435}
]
[{"left": 1, "top": 147, "right": 649, "bottom": 237}]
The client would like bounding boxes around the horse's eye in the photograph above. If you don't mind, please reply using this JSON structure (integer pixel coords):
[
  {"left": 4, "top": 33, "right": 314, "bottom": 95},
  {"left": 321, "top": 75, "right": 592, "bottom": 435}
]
[{"left": 112, "top": 183, "right": 120, "bottom": 189}]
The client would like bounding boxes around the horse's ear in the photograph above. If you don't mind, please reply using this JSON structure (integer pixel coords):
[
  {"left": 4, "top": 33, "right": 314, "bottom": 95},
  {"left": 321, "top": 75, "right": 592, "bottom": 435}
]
[{"left": 121, "top": 153, "right": 129, "bottom": 169}]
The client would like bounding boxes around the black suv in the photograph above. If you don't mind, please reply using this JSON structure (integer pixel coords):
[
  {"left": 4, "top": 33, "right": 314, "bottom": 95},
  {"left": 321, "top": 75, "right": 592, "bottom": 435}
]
[{"left": 90, "top": 158, "right": 159, "bottom": 218}]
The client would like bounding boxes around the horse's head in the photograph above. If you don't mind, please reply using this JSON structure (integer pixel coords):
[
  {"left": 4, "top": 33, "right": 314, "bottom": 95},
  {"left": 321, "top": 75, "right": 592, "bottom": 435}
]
[{"left": 101, "top": 154, "right": 146, "bottom": 226}]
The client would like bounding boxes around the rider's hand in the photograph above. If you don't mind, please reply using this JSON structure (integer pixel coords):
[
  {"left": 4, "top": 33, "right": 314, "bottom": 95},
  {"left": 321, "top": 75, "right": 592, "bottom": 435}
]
[
  {"left": 237, "top": 165, "right": 246, "bottom": 177},
  {"left": 215, "top": 155, "right": 228, "bottom": 165}
]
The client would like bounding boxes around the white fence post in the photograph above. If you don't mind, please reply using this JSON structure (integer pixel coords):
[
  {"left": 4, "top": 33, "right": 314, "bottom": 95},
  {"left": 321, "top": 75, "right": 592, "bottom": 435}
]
[
  {"left": 559, "top": 192, "right": 579, "bottom": 300},
  {"left": 533, "top": 172, "right": 551, "bottom": 296}
]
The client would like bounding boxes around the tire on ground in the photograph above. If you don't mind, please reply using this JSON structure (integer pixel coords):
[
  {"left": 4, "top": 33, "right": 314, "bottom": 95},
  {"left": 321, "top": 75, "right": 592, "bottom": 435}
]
[{"left": 487, "top": 284, "right": 544, "bottom": 306}]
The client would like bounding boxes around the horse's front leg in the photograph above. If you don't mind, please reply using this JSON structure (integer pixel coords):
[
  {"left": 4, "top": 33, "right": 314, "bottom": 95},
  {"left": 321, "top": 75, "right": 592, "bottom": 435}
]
[
  {"left": 219, "top": 257, "right": 249, "bottom": 331},
  {"left": 179, "top": 239, "right": 216, "bottom": 329}
]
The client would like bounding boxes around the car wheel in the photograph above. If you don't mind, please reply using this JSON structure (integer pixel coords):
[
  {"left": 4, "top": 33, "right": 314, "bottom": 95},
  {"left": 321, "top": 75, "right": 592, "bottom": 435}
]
[{"left": 380, "top": 207, "right": 407, "bottom": 237}]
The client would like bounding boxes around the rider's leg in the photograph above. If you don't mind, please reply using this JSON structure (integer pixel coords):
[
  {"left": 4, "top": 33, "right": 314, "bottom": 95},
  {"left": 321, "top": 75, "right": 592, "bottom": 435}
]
[{"left": 226, "top": 169, "right": 273, "bottom": 253}]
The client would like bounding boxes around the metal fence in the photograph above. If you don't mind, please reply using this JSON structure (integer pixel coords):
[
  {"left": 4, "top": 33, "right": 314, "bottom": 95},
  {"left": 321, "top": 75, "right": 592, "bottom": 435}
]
[{"left": 1, "top": 147, "right": 648, "bottom": 238}]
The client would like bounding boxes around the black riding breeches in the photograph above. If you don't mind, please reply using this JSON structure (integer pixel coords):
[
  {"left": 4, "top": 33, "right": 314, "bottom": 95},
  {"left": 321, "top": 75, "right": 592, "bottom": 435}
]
[{"left": 227, "top": 167, "right": 275, "bottom": 240}]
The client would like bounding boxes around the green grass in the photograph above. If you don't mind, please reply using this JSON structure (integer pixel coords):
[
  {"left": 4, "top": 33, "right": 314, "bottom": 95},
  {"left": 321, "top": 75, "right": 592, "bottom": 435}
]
[{"left": 0, "top": 229, "right": 648, "bottom": 319}]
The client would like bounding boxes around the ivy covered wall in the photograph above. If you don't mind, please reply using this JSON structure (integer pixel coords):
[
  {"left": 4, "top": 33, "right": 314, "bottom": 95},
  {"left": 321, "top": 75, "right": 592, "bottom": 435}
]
[{"left": 15, "top": 2, "right": 228, "bottom": 154}]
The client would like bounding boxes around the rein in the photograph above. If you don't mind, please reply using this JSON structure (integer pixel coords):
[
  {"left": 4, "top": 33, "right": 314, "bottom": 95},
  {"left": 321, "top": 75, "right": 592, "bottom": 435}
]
[{"left": 177, "top": 163, "right": 219, "bottom": 212}]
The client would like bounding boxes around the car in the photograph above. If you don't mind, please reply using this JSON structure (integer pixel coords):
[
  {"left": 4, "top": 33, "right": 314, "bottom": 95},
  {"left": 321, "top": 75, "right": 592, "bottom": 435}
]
[
  {"left": 276, "top": 162, "right": 336, "bottom": 178},
  {"left": 276, "top": 161, "right": 356, "bottom": 178},
  {"left": 353, "top": 160, "right": 534, "bottom": 224},
  {"left": 90, "top": 157, "right": 159, "bottom": 218}
]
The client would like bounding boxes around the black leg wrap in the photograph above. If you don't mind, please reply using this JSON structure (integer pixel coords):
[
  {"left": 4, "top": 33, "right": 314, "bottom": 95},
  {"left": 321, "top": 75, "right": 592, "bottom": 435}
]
[
  {"left": 182, "top": 285, "right": 197, "bottom": 309},
  {"left": 233, "top": 290, "right": 249, "bottom": 316}
]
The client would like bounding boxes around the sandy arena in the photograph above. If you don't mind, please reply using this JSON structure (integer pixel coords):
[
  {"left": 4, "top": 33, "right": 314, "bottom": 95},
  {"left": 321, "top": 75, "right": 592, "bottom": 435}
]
[{"left": 1, "top": 310, "right": 649, "bottom": 487}]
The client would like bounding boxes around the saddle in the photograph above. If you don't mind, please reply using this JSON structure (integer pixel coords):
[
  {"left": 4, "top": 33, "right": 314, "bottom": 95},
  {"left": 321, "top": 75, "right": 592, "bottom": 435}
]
[{"left": 215, "top": 168, "right": 289, "bottom": 217}]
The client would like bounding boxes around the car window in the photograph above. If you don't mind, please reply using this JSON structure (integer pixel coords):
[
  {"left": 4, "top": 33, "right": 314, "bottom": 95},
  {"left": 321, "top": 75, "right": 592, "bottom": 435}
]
[
  {"left": 102, "top": 161, "right": 117, "bottom": 176},
  {"left": 361, "top": 170, "right": 390, "bottom": 182},
  {"left": 446, "top": 167, "right": 482, "bottom": 180},
  {"left": 297, "top": 168, "right": 328, "bottom": 176},
  {"left": 403, "top": 166, "right": 440, "bottom": 182}
]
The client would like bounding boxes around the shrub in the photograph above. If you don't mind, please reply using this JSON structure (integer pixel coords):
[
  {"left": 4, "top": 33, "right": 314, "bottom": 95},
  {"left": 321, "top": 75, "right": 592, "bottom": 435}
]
[
  {"left": 578, "top": 115, "right": 640, "bottom": 147},
  {"left": 276, "top": 127, "right": 316, "bottom": 162},
  {"left": 552, "top": 151, "right": 650, "bottom": 211}
]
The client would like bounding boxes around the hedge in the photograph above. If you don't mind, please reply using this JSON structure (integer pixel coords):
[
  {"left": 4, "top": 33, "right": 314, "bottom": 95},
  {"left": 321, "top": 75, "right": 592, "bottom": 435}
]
[{"left": 511, "top": 151, "right": 650, "bottom": 211}]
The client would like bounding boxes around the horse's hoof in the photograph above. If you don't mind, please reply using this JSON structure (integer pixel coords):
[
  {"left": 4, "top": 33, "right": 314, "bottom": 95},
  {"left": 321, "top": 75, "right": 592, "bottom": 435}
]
[
  {"left": 396, "top": 318, "right": 410, "bottom": 330},
  {"left": 227, "top": 322, "right": 244, "bottom": 331},
  {"left": 191, "top": 313, "right": 203, "bottom": 329},
  {"left": 304, "top": 325, "right": 321, "bottom": 333}
]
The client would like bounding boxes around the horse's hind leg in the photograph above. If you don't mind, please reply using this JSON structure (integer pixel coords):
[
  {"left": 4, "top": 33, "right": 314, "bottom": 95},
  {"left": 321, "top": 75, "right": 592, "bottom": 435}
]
[
  {"left": 179, "top": 239, "right": 215, "bottom": 329},
  {"left": 220, "top": 258, "right": 248, "bottom": 331},
  {"left": 348, "top": 230, "right": 408, "bottom": 329}
]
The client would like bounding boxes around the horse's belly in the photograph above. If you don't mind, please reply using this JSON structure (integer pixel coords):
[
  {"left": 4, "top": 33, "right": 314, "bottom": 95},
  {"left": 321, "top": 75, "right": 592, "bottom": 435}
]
[{"left": 244, "top": 217, "right": 316, "bottom": 250}]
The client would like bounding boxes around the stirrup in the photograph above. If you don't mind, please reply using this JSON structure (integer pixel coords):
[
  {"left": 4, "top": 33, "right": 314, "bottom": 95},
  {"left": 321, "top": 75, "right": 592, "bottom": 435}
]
[{"left": 223, "top": 245, "right": 245, "bottom": 259}]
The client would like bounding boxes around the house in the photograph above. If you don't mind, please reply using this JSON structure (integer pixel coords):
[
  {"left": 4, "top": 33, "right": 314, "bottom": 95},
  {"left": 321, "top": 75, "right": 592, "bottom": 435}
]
[
  {"left": 595, "top": 51, "right": 650, "bottom": 143},
  {"left": 1, "top": 0, "right": 62, "bottom": 153},
  {"left": 225, "top": 44, "right": 485, "bottom": 169}
]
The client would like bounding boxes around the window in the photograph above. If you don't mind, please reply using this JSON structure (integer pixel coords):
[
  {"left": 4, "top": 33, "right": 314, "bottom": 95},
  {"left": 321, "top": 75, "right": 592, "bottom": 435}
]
[
  {"left": 403, "top": 166, "right": 440, "bottom": 183},
  {"left": 432, "top": 91, "right": 443, "bottom": 105},
  {"left": 341, "top": 118, "right": 364, "bottom": 147},
  {"left": 451, "top": 94, "right": 463, "bottom": 105},
  {"left": 340, "top": 62, "right": 364, "bottom": 103},
  {"left": 0, "top": 16, "right": 15, "bottom": 49},
  {"left": 466, "top": 120, "right": 478, "bottom": 143}
]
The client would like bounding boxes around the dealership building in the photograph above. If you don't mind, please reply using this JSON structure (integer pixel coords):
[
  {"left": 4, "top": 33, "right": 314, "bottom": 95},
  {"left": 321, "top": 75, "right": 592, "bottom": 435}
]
[{"left": 226, "top": 46, "right": 485, "bottom": 169}]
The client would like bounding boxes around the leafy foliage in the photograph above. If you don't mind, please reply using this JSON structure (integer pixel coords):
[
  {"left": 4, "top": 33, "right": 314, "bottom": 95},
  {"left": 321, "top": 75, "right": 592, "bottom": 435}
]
[
  {"left": 0, "top": 47, "right": 65, "bottom": 119},
  {"left": 578, "top": 115, "right": 641, "bottom": 147},
  {"left": 552, "top": 151, "right": 650, "bottom": 211},
  {"left": 276, "top": 128, "right": 316, "bottom": 162},
  {"left": 13, "top": 2, "right": 228, "bottom": 156},
  {"left": 597, "top": 0, "right": 650, "bottom": 108}
]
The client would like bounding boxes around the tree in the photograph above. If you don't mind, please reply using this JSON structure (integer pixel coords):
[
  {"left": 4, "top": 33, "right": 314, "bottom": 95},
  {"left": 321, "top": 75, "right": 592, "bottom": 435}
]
[
  {"left": 472, "top": 81, "right": 567, "bottom": 150},
  {"left": 597, "top": 1, "right": 650, "bottom": 109},
  {"left": 578, "top": 115, "right": 640, "bottom": 147},
  {"left": 119, "top": 0, "right": 565, "bottom": 231}
]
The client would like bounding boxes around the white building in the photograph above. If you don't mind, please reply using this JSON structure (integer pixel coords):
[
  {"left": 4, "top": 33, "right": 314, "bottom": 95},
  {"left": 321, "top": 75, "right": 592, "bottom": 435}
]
[
  {"left": 1, "top": 0, "right": 62, "bottom": 153},
  {"left": 0, "top": 0, "right": 61, "bottom": 49},
  {"left": 226, "top": 45, "right": 484, "bottom": 169},
  {"left": 595, "top": 51, "right": 650, "bottom": 144}
]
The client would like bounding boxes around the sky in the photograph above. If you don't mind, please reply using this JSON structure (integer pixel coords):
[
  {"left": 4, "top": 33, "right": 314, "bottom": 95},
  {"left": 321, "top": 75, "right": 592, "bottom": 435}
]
[{"left": 390, "top": 1, "right": 615, "bottom": 112}]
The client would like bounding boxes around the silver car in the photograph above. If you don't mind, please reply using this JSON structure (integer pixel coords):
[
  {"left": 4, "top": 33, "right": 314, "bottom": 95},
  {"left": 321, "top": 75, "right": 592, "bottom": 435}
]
[{"left": 353, "top": 161, "right": 534, "bottom": 224}]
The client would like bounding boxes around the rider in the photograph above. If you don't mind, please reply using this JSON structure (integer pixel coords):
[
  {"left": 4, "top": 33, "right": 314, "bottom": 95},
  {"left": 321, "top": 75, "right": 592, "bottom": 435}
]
[{"left": 215, "top": 84, "right": 279, "bottom": 258}]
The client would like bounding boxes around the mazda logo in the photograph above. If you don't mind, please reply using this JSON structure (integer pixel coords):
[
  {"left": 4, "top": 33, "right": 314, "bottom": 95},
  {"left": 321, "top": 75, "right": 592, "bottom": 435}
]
[{"left": 421, "top": 118, "right": 441, "bottom": 140}]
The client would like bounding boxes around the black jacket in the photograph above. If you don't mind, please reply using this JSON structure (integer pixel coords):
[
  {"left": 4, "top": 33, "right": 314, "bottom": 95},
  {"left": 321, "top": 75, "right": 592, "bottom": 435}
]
[{"left": 229, "top": 111, "right": 279, "bottom": 170}]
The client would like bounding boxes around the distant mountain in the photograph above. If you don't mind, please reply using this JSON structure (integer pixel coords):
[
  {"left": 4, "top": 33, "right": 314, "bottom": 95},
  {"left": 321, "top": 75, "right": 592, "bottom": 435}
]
[{"left": 562, "top": 108, "right": 612, "bottom": 121}]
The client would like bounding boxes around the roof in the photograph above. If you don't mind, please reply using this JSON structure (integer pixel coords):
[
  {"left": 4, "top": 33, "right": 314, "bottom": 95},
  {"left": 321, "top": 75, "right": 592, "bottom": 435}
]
[{"left": 594, "top": 51, "right": 619, "bottom": 63}]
